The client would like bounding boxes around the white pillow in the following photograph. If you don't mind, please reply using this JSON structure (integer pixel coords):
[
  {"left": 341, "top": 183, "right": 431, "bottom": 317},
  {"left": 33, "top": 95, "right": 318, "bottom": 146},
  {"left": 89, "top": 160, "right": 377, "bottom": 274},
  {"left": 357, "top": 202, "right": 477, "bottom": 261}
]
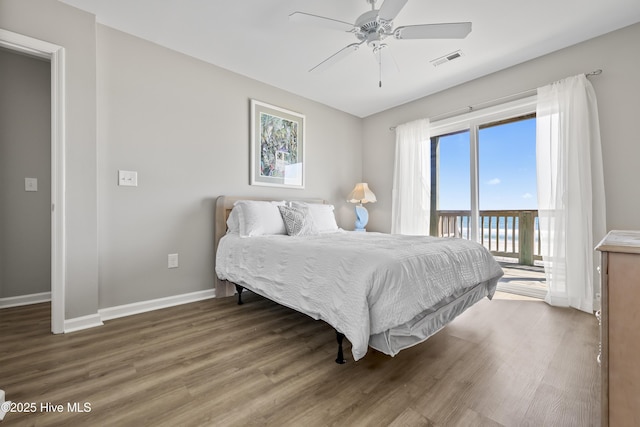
[
  {"left": 291, "top": 202, "right": 339, "bottom": 233},
  {"left": 234, "top": 200, "right": 286, "bottom": 237},
  {"left": 226, "top": 206, "right": 241, "bottom": 234}
]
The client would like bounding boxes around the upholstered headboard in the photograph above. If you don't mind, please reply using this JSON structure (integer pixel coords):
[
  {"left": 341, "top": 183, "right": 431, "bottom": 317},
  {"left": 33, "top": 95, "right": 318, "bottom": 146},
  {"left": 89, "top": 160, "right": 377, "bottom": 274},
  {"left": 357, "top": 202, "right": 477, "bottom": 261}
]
[{"left": 214, "top": 196, "right": 325, "bottom": 297}]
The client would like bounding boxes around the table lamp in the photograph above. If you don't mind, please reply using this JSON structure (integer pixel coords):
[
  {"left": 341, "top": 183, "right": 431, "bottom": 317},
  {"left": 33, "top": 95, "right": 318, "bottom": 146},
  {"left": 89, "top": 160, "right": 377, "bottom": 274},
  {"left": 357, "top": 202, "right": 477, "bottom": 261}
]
[{"left": 347, "top": 183, "right": 377, "bottom": 231}]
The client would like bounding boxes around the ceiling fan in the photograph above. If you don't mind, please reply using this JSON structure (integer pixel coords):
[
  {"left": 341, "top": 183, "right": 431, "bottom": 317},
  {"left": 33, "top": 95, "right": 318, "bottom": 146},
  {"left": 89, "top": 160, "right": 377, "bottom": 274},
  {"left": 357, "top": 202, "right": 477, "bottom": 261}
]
[{"left": 289, "top": 0, "right": 472, "bottom": 86}]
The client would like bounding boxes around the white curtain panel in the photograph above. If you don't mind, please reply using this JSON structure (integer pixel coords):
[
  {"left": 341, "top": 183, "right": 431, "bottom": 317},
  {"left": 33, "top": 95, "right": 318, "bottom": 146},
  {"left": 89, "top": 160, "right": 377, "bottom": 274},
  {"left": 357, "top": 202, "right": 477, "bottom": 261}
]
[
  {"left": 536, "top": 74, "right": 606, "bottom": 313},
  {"left": 391, "top": 118, "right": 431, "bottom": 235}
]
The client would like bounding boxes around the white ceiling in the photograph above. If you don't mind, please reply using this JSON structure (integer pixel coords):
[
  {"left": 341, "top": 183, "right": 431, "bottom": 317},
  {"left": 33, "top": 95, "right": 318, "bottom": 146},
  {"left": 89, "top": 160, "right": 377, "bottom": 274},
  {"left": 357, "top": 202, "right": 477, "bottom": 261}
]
[{"left": 60, "top": 0, "right": 640, "bottom": 118}]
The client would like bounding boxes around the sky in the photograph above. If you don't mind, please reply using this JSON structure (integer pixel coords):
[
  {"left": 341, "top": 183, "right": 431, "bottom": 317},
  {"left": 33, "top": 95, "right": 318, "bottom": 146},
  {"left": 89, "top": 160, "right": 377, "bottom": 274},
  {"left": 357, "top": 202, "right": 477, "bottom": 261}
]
[{"left": 437, "top": 117, "right": 538, "bottom": 211}]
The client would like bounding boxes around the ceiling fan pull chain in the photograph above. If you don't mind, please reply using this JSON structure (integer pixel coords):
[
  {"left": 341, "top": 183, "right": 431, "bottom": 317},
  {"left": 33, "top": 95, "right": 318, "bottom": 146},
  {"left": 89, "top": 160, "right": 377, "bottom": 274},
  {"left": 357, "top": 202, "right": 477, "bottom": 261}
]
[{"left": 379, "top": 48, "right": 383, "bottom": 87}]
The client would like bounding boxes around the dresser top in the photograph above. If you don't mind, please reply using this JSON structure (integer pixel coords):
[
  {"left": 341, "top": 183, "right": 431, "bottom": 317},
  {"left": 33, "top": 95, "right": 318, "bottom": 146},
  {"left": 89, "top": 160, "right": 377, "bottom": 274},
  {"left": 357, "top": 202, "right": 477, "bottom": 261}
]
[{"left": 596, "top": 230, "right": 640, "bottom": 254}]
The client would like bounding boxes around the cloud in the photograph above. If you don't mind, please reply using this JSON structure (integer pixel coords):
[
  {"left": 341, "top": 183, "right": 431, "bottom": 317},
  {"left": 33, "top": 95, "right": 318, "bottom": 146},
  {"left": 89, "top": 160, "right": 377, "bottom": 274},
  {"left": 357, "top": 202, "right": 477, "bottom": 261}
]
[
  {"left": 487, "top": 178, "right": 501, "bottom": 185},
  {"left": 522, "top": 192, "right": 533, "bottom": 199}
]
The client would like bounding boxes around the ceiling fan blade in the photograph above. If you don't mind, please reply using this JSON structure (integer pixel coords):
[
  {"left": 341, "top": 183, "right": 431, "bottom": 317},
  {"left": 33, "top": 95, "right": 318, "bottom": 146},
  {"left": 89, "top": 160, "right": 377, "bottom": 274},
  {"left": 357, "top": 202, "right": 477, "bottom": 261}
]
[
  {"left": 289, "top": 12, "right": 354, "bottom": 32},
  {"left": 394, "top": 22, "right": 472, "bottom": 39},
  {"left": 378, "top": 0, "right": 408, "bottom": 22},
  {"left": 309, "top": 43, "right": 362, "bottom": 73}
]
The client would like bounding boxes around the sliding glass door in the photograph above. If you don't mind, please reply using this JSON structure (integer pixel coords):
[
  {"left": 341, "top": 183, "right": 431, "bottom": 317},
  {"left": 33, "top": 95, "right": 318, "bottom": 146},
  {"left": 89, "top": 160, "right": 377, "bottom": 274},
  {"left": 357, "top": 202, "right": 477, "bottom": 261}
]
[{"left": 430, "top": 97, "right": 539, "bottom": 263}]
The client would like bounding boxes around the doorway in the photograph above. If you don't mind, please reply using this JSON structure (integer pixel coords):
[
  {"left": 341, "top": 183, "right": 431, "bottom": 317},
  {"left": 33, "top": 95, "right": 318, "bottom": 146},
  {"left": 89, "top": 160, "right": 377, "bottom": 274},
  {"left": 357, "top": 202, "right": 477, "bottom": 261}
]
[
  {"left": 0, "top": 47, "right": 51, "bottom": 309},
  {"left": 0, "top": 29, "right": 65, "bottom": 333}
]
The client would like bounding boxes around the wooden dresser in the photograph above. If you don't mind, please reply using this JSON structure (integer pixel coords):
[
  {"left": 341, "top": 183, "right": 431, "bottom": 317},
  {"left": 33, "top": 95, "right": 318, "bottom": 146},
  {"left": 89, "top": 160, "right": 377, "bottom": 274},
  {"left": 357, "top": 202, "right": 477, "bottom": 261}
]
[{"left": 596, "top": 230, "right": 640, "bottom": 427}]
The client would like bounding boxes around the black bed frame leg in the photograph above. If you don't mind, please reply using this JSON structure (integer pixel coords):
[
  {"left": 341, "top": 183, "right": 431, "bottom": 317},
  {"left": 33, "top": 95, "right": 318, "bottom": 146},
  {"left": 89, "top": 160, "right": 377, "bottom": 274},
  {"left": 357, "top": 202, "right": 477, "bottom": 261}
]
[
  {"left": 235, "top": 284, "right": 244, "bottom": 305},
  {"left": 335, "top": 331, "right": 346, "bottom": 364}
]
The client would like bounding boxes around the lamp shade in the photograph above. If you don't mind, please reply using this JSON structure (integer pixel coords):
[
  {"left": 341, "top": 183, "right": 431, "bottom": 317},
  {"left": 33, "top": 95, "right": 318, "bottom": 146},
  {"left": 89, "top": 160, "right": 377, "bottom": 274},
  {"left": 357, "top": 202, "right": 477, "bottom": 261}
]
[{"left": 347, "top": 183, "right": 377, "bottom": 204}]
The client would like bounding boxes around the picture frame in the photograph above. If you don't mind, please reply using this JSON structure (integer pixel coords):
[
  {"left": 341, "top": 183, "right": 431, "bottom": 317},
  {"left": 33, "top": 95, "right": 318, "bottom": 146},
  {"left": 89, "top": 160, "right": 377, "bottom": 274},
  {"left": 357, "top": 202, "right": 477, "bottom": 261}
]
[{"left": 250, "top": 99, "right": 305, "bottom": 189}]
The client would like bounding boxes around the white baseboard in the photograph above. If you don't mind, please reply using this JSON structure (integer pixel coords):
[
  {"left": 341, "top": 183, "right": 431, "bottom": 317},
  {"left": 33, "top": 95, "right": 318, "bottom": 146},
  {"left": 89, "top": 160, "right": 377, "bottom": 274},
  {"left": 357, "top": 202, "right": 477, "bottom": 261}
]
[
  {"left": 99, "top": 289, "right": 216, "bottom": 322},
  {"left": 6, "top": 289, "right": 216, "bottom": 333},
  {"left": 64, "top": 313, "right": 104, "bottom": 333},
  {"left": 0, "top": 292, "right": 51, "bottom": 309}
]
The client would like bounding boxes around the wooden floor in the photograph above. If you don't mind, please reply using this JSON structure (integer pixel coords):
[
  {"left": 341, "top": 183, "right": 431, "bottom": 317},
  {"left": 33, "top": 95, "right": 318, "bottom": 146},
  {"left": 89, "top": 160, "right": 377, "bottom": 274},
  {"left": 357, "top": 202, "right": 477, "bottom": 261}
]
[{"left": 1, "top": 292, "right": 599, "bottom": 426}]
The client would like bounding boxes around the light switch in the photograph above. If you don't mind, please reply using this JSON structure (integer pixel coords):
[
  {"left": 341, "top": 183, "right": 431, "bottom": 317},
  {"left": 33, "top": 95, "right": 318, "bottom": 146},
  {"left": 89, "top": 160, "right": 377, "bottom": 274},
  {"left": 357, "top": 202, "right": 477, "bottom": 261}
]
[
  {"left": 168, "top": 253, "right": 179, "bottom": 269},
  {"left": 25, "top": 177, "right": 38, "bottom": 192},
  {"left": 118, "top": 170, "right": 138, "bottom": 187}
]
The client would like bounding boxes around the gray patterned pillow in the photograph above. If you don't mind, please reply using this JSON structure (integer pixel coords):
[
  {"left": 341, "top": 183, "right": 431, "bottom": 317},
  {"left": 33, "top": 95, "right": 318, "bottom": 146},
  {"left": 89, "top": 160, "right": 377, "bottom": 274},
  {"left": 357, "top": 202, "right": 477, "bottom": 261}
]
[{"left": 278, "top": 205, "right": 316, "bottom": 236}]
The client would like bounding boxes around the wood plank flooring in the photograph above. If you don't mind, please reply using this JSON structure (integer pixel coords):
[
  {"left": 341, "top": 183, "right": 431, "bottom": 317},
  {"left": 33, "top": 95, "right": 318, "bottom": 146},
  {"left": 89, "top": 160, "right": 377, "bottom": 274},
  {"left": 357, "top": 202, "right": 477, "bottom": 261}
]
[{"left": 0, "top": 291, "right": 600, "bottom": 426}]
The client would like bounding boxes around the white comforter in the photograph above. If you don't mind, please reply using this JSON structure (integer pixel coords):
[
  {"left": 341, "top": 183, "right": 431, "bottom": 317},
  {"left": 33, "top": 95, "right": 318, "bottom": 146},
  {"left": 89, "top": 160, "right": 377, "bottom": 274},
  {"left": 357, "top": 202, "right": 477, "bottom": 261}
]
[{"left": 215, "top": 231, "right": 504, "bottom": 360}]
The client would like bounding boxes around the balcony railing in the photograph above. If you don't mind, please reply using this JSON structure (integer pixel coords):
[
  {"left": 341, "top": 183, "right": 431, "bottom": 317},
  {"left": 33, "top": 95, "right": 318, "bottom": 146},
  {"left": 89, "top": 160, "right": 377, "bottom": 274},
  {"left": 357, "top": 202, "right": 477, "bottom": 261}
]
[{"left": 435, "top": 210, "right": 541, "bottom": 266}]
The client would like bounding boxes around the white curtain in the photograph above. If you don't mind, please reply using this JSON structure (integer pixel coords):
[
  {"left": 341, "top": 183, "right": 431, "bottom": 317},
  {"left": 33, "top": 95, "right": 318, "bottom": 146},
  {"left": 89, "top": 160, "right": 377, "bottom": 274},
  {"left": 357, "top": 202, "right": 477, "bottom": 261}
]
[
  {"left": 536, "top": 74, "right": 606, "bottom": 314},
  {"left": 391, "top": 118, "right": 431, "bottom": 235}
]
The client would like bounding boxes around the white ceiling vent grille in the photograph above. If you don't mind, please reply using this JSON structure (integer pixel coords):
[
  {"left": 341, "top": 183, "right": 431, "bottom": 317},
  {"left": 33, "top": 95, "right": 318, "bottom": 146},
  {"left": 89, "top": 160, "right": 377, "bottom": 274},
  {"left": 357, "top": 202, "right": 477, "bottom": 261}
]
[{"left": 430, "top": 50, "right": 464, "bottom": 67}]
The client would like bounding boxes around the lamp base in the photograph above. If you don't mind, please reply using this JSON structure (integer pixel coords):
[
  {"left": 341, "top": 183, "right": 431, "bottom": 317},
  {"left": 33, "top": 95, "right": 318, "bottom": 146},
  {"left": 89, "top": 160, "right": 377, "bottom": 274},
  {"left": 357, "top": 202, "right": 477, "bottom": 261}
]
[{"left": 354, "top": 205, "right": 369, "bottom": 232}]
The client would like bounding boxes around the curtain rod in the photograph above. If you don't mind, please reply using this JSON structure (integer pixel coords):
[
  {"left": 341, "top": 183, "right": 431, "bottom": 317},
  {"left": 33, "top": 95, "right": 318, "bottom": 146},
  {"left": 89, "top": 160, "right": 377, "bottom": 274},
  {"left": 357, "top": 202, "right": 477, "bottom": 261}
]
[{"left": 389, "top": 69, "right": 603, "bottom": 131}]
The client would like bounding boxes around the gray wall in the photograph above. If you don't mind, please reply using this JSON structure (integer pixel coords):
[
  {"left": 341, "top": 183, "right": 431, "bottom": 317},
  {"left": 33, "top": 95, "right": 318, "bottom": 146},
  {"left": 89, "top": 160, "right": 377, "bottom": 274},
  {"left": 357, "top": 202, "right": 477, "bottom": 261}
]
[
  {"left": 0, "top": 48, "right": 51, "bottom": 298},
  {"left": 0, "top": 0, "right": 99, "bottom": 319},
  {"left": 362, "top": 22, "right": 640, "bottom": 235},
  {"left": 96, "top": 26, "right": 362, "bottom": 308}
]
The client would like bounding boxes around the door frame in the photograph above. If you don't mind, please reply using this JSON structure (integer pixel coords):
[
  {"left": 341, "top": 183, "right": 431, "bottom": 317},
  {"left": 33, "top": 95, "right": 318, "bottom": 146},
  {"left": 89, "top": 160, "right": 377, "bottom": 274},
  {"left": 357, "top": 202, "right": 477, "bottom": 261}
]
[{"left": 0, "top": 28, "right": 66, "bottom": 333}]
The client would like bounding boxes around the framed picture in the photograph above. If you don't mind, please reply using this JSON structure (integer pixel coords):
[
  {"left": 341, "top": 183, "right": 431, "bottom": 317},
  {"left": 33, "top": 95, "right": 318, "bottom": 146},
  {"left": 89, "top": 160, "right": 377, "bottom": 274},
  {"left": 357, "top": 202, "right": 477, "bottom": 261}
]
[{"left": 251, "top": 99, "right": 305, "bottom": 189}]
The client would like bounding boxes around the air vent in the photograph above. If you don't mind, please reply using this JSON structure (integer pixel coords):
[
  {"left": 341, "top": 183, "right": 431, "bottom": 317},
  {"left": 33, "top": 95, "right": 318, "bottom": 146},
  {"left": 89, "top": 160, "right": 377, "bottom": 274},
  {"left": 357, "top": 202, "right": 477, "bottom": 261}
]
[{"left": 430, "top": 50, "right": 464, "bottom": 67}]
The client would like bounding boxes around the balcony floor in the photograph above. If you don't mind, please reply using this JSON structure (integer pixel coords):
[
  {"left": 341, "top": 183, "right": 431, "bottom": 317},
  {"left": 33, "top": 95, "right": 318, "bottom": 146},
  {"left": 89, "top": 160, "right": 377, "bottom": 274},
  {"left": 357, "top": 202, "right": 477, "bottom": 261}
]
[{"left": 497, "top": 261, "right": 547, "bottom": 299}]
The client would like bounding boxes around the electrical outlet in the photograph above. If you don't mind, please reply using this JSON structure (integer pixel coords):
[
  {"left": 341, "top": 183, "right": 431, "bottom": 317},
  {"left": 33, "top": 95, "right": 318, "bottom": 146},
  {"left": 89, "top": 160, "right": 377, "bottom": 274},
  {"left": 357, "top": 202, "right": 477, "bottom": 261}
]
[
  {"left": 168, "top": 253, "right": 179, "bottom": 269},
  {"left": 118, "top": 170, "right": 138, "bottom": 187}
]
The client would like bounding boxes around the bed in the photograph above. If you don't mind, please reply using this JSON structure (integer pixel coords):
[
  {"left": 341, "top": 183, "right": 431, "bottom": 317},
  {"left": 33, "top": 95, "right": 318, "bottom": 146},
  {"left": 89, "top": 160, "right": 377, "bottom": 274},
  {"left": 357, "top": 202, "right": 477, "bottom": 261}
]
[{"left": 214, "top": 196, "right": 504, "bottom": 363}]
